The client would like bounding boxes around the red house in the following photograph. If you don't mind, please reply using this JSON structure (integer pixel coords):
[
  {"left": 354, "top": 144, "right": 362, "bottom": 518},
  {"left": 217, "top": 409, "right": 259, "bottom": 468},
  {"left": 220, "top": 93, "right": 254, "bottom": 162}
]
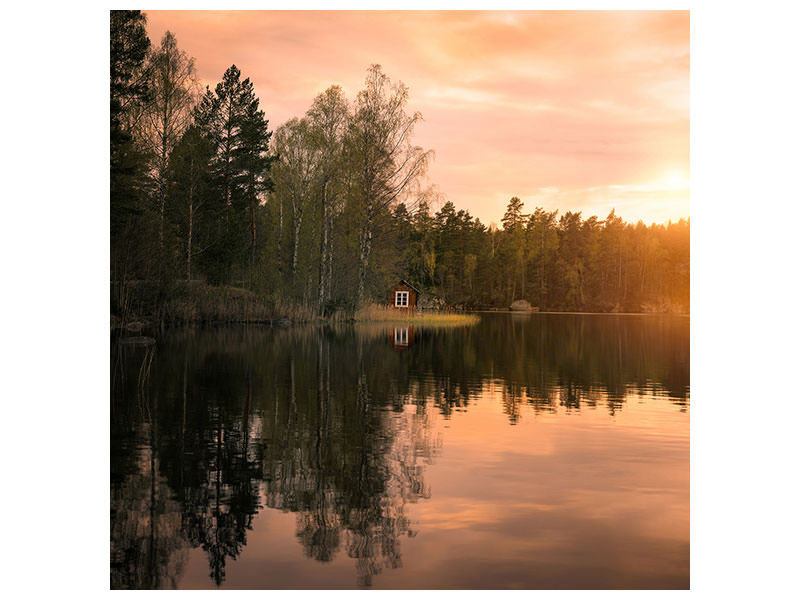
[{"left": 389, "top": 279, "right": 421, "bottom": 311}]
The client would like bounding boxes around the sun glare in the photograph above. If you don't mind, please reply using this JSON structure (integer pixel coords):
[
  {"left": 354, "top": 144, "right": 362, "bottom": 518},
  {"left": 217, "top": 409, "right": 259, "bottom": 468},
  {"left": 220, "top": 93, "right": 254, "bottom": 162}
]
[{"left": 663, "top": 170, "right": 689, "bottom": 189}]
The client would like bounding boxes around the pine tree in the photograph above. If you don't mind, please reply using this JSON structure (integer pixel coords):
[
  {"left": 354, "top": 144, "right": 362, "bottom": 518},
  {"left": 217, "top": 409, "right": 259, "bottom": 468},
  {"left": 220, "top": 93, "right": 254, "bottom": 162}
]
[
  {"left": 110, "top": 10, "right": 152, "bottom": 314},
  {"left": 194, "top": 65, "right": 273, "bottom": 283}
]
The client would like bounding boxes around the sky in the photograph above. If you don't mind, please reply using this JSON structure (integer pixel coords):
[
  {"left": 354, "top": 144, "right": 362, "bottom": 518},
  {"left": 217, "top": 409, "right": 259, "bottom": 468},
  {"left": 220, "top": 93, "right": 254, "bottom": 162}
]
[{"left": 144, "top": 10, "right": 689, "bottom": 227}]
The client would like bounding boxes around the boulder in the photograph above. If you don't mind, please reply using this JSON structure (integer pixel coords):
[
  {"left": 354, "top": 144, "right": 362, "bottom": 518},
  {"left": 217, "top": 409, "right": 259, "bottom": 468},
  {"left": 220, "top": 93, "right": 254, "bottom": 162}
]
[
  {"left": 418, "top": 294, "right": 446, "bottom": 311},
  {"left": 510, "top": 299, "right": 534, "bottom": 312}
]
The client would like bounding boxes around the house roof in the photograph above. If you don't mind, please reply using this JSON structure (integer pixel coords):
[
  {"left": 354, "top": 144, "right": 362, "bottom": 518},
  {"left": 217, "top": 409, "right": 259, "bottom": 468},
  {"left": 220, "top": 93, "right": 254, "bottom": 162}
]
[{"left": 399, "top": 279, "right": 422, "bottom": 294}]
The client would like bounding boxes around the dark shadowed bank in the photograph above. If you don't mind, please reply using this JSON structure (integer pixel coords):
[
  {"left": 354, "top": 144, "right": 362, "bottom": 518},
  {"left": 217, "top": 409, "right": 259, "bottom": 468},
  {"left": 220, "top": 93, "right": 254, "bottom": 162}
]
[
  {"left": 111, "top": 280, "right": 310, "bottom": 327},
  {"left": 110, "top": 279, "right": 685, "bottom": 332}
]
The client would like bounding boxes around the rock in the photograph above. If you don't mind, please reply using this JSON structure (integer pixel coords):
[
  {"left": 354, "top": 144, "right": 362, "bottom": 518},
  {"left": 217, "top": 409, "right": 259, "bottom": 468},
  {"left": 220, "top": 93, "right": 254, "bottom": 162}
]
[
  {"left": 510, "top": 299, "right": 534, "bottom": 312},
  {"left": 417, "top": 294, "right": 446, "bottom": 311}
]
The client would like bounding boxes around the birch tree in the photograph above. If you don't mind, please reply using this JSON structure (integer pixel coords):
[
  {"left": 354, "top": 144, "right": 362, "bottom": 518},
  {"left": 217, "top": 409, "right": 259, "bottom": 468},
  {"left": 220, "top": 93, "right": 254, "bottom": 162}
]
[
  {"left": 141, "top": 31, "right": 198, "bottom": 252},
  {"left": 306, "top": 86, "right": 349, "bottom": 313},
  {"left": 271, "top": 118, "right": 318, "bottom": 284},
  {"left": 347, "top": 65, "right": 432, "bottom": 305}
]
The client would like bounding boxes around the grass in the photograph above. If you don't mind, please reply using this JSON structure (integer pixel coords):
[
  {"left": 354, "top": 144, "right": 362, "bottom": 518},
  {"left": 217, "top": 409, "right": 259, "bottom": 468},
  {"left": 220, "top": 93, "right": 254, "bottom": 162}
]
[
  {"left": 352, "top": 304, "right": 480, "bottom": 326},
  {"left": 114, "top": 280, "right": 317, "bottom": 326},
  {"left": 163, "top": 284, "right": 274, "bottom": 323}
]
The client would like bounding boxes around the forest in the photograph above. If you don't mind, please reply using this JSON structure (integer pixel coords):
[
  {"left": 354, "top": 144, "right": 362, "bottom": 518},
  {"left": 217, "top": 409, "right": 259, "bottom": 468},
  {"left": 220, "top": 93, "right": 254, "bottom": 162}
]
[{"left": 111, "top": 11, "right": 689, "bottom": 323}]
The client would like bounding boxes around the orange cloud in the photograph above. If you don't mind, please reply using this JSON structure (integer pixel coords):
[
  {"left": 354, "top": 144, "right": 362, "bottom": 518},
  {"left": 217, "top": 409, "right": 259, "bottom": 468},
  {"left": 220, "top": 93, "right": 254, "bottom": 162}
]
[{"left": 144, "top": 10, "right": 689, "bottom": 225}]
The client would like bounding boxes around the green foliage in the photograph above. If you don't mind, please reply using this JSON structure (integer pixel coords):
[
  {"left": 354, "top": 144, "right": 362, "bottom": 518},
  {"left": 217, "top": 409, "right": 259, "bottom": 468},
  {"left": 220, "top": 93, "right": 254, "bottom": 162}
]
[
  {"left": 166, "top": 125, "right": 215, "bottom": 279},
  {"left": 193, "top": 64, "right": 274, "bottom": 282},
  {"left": 346, "top": 65, "right": 433, "bottom": 304},
  {"left": 110, "top": 10, "right": 156, "bottom": 308},
  {"left": 140, "top": 31, "right": 199, "bottom": 263},
  {"left": 390, "top": 196, "right": 688, "bottom": 313},
  {"left": 110, "top": 10, "right": 151, "bottom": 137}
]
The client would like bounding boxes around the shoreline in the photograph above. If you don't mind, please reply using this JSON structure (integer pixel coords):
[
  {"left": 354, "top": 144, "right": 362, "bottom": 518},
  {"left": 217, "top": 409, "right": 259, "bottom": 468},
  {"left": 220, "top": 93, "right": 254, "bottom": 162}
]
[
  {"left": 113, "top": 309, "right": 688, "bottom": 334},
  {"left": 476, "top": 310, "right": 690, "bottom": 317},
  {"left": 113, "top": 281, "right": 688, "bottom": 330}
]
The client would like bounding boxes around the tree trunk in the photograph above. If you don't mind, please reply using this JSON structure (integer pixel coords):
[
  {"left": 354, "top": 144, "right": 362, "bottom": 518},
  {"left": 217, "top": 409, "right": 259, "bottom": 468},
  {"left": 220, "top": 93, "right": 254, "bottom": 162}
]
[
  {"left": 317, "top": 182, "right": 329, "bottom": 315},
  {"left": 158, "top": 101, "right": 169, "bottom": 254},
  {"left": 326, "top": 204, "right": 334, "bottom": 307},
  {"left": 277, "top": 197, "right": 284, "bottom": 277},
  {"left": 186, "top": 156, "right": 194, "bottom": 280},
  {"left": 539, "top": 230, "right": 545, "bottom": 308},
  {"left": 158, "top": 190, "right": 165, "bottom": 251},
  {"left": 357, "top": 212, "right": 373, "bottom": 306},
  {"left": 292, "top": 210, "right": 302, "bottom": 278},
  {"left": 187, "top": 201, "right": 193, "bottom": 280},
  {"left": 250, "top": 195, "right": 257, "bottom": 268}
]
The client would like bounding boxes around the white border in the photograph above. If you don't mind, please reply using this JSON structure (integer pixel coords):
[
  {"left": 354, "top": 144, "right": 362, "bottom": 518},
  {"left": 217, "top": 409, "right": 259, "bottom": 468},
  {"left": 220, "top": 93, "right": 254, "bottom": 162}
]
[{"left": 5, "top": 2, "right": 800, "bottom": 598}]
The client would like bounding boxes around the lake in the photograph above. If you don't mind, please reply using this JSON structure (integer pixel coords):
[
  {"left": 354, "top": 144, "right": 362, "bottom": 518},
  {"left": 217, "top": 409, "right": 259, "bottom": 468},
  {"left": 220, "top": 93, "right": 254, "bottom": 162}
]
[{"left": 110, "top": 312, "right": 689, "bottom": 589}]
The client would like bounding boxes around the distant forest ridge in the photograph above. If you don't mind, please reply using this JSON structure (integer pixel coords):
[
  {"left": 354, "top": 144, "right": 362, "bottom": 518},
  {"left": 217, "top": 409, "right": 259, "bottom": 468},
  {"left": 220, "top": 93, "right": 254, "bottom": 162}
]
[{"left": 111, "top": 11, "right": 689, "bottom": 318}]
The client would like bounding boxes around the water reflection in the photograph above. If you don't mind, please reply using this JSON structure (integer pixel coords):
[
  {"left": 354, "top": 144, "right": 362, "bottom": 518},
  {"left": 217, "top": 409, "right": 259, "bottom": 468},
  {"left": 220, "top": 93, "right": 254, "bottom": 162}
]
[
  {"left": 391, "top": 326, "right": 414, "bottom": 350},
  {"left": 110, "top": 314, "right": 689, "bottom": 589}
]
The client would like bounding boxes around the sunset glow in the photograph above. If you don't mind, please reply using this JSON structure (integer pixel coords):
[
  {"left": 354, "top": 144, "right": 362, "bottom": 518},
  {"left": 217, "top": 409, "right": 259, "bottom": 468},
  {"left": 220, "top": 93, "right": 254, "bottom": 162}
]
[{"left": 143, "top": 10, "right": 689, "bottom": 226}]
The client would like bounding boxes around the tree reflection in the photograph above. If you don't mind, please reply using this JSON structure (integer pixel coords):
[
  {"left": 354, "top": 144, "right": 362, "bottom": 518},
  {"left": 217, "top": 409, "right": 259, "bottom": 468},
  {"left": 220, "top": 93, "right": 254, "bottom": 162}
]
[
  {"left": 112, "top": 334, "right": 265, "bottom": 587},
  {"left": 166, "top": 354, "right": 264, "bottom": 586},
  {"left": 110, "top": 426, "right": 189, "bottom": 589},
  {"left": 111, "top": 314, "right": 689, "bottom": 588},
  {"left": 260, "top": 330, "right": 439, "bottom": 586},
  {"left": 111, "top": 345, "right": 188, "bottom": 589}
]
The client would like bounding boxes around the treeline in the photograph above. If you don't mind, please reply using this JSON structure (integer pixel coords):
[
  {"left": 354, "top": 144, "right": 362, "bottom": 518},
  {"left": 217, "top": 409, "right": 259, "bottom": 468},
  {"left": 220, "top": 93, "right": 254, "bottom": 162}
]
[
  {"left": 111, "top": 11, "right": 689, "bottom": 318},
  {"left": 400, "top": 199, "right": 690, "bottom": 312}
]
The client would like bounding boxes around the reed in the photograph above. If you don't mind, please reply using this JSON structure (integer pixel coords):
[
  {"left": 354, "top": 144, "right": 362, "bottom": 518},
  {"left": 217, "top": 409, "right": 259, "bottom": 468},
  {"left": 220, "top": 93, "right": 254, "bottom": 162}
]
[
  {"left": 113, "top": 283, "right": 481, "bottom": 327},
  {"left": 163, "top": 284, "right": 275, "bottom": 323},
  {"left": 118, "top": 280, "right": 314, "bottom": 324},
  {"left": 353, "top": 304, "right": 479, "bottom": 326}
]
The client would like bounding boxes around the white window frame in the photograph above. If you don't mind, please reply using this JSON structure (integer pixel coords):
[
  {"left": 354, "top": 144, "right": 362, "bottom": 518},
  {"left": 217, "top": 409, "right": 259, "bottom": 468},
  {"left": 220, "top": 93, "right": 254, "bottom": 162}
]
[
  {"left": 395, "top": 290, "right": 409, "bottom": 307},
  {"left": 394, "top": 327, "right": 408, "bottom": 345}
]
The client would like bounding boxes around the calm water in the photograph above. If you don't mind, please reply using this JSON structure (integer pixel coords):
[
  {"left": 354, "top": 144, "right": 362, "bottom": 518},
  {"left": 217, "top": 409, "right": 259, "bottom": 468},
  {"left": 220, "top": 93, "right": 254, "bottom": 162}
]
[{"left": 110, "top": 313, "right": 689, "bottom": 589}]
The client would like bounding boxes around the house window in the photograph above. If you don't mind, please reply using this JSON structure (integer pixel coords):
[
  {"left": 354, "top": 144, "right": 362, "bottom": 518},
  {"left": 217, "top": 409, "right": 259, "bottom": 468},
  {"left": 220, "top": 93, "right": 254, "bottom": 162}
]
[{"left": 395, "top": 291, "right": 409, "bottom": 307}]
